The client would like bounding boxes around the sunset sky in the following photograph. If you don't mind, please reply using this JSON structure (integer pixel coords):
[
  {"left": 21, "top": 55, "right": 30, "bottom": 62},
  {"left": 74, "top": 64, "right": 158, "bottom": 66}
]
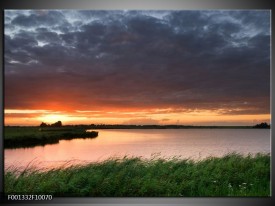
[{"left": 4, "top": 10, "right": 270, "bottom": 126}]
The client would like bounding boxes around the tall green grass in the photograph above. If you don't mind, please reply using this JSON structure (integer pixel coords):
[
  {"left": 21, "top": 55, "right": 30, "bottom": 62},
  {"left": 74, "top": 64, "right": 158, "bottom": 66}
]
[{"left": 5, "top": 153, "right": 270, "bottom": 197}]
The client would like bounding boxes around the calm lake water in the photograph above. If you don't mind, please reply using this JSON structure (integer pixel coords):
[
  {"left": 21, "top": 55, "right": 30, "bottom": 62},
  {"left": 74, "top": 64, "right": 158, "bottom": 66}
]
[{"left": 5, "top": 129, "right": 270, "bottom": 170}]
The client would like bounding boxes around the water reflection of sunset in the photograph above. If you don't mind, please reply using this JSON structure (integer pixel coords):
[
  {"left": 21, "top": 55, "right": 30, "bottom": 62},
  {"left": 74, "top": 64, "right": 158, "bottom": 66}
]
[{"left": 5, "top": 129, "right": 271, "bottom": 170}]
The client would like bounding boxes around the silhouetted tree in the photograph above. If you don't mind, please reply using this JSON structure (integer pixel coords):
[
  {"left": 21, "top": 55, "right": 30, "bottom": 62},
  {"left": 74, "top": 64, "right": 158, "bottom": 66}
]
[
  {"left": 253, "top": 122, "right": 270, "bottom": 128},
  {"left": 40, "top": 122, "right": 48, "bottom": 127},
  {"left": 51, "top": 121, "right": 62, "bottom": 127}
]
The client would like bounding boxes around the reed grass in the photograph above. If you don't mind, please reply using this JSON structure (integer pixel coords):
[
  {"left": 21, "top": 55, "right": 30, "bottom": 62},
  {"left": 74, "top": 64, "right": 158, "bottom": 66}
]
[{"left": 5, "top": 153, "right": 270, "bottom": 197}]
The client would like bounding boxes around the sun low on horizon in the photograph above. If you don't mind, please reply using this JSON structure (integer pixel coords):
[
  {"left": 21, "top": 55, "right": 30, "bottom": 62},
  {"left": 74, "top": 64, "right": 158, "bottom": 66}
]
[
  {"left": 4, "top": 108, "right": 270, "bottom": 126},
  {"left": 4, "top": 10, "right": 270, "bottom": 126},
  {"left": 37, "top": 114, "right": 81, "bottom": 124}
]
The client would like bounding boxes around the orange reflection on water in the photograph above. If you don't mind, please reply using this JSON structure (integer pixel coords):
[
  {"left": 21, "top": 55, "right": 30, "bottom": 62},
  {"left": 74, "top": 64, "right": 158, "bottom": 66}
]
[
  {"left": 5, "top": 129, "right": 270, "bottom": 170},
  {"left": 4, "top": 130, "right": 168, "bottom": 169}
]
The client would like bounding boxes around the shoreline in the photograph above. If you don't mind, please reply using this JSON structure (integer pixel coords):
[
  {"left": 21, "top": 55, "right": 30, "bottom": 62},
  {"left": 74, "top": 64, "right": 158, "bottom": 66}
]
[
  {"left": 4, "top": 126, "right": 98, "bottom": 149},
  {"left": 4, "top": 125, "right": 270, "bottom": 149}
]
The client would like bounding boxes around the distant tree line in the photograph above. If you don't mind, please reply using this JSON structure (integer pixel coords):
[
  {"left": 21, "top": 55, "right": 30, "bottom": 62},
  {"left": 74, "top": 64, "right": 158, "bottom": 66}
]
[
  {"left": 38, "top": 122, "right": 270, "bottom": 129},
  {"left": 86, "top": 124, "right": 252, "bottom": 129},
  {"left": 253, "top": 122, "right": 270, "bottom": 129},
  {"left": 40, "top": 121, "right": 62, "bottom": 127}
]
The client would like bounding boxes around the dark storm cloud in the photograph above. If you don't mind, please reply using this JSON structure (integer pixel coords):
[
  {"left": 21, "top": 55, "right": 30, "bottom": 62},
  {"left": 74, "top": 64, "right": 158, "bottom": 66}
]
[
  {"left": 4, "top": 10, "right": 270, "bottom": 114},
  {"left": 11, "top": 10, "right": 67, "bottom": 27}
]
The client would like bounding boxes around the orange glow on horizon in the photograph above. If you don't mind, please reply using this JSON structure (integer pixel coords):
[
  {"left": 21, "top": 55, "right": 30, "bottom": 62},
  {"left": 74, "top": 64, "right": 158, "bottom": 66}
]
[
  {"left": 4, "top": 108, "right": 271, "bottom": 126},
  {"left": 38, "top": 114, "right": 75, "bottom": 124}
]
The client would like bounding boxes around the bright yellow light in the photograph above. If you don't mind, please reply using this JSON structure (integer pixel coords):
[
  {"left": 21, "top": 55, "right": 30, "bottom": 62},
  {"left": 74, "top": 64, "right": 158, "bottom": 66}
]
[
  {"left": 38, "top": 114, "right": 69, "bottom": 123},
  {"left": 37, "top": 114, "right": 88, "bottom": 124}
]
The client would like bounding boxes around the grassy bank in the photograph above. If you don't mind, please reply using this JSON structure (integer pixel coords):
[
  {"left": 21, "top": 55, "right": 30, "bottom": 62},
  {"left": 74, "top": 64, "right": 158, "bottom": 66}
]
[
  {"left": 5, "top": 153, "right": 270, "bottom": 197},
  {"left": 4, "top": 126, "right": 98, "bottom": 149}
]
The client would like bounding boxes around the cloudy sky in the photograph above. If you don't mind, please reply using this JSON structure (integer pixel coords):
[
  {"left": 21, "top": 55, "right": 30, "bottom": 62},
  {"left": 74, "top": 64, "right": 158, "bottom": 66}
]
[{"left": 4, "top": 10, "right": 270, "bottom": 126}]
